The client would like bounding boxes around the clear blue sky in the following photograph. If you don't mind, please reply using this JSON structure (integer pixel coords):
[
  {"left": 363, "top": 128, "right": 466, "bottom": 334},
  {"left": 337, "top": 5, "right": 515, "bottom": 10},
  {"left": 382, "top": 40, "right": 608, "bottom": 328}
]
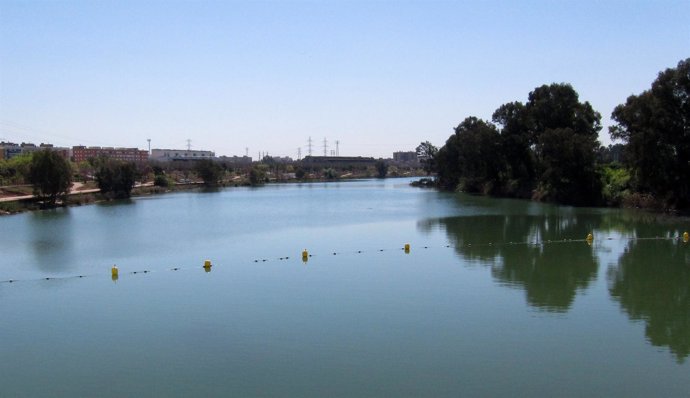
[{"left": 1, "top": 0, "right": 688, "bottom": 159}]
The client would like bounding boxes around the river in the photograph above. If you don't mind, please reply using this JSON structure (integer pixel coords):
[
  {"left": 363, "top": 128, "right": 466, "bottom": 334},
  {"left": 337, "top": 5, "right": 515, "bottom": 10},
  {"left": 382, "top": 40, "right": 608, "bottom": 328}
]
[{"left": 1, "top": 178, "right": 688, "bottom": 397}]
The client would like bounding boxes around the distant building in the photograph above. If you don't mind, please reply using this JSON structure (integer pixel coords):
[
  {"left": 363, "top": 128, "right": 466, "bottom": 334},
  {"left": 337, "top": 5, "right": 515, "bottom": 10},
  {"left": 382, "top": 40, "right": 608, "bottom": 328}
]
[
  {"left": 300, "top": 156, "right": 377, "bottom": 167},
  {"left": 217, "top": 155, "right": 252, "bottom": 165},
  {"left": 393, "top": 151, "right": 419, "bottom": 164},
  {"left": 150, "top": 149, "right": 215, "bottom": 162},
  {"left": 1, "top": 142, "right": 70, "bottom": 159},
  {"left": 72, "top": 146, "right": 148, "bottom": 163}
]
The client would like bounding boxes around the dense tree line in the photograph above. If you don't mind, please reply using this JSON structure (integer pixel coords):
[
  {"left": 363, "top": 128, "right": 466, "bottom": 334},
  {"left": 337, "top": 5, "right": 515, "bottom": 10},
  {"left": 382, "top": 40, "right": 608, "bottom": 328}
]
[
  {"left": 431, "top": 58, "right": 690, "bottom": 210},
  {"left": 435, "top": 83, "right": 602, "bottom": 205}
]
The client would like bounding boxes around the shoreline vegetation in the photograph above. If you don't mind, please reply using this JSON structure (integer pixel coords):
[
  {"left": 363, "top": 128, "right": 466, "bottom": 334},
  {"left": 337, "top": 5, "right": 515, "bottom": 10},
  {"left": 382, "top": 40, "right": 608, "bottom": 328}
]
[{"left": 420, "top": 58, "right": 690, "bottom": 214}]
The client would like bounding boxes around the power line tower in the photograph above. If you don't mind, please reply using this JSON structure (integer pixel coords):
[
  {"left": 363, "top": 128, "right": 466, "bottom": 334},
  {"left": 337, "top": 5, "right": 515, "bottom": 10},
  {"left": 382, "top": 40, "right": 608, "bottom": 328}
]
[
  {"left": 186, "top": 139, "right": 192, "bottom": 151},
  {"left": 323, "top": 137, "right": 328, "bottom": 156},
  {"left": 335, "top": 140, "right": 339, "bottom": 156},
  {"left": 245, "top": 147, "right": 249, "bottom": 157},
  {"left": 147, "top": 138, "right": 151, "bottom": 154},
  {"left": 297, "top": 147, "right": 301, "bottom": 160},
  {"left": 307, "top": 136, "right": 313, "bottom": 156}
]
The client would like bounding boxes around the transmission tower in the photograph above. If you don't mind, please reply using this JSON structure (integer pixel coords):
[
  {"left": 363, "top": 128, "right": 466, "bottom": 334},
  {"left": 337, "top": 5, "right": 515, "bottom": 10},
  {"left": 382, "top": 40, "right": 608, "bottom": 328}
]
[
  {"left": 323, "top": 137, "right": 328, "bottom": 156},
  {"left": 335, "top": 140, "right": 339, "bottom": 156},
  {"left": 186, "top": 139, "right": 192, "bottom": 151},
  {"left": 297, "top": 147, "right": 301, "bottom": 160},
  {"left": 245, "top": 147, "right": 249, "bottom": 157},
  {"left": 307, "top": 137, "right": 313, "bottom": 156}
]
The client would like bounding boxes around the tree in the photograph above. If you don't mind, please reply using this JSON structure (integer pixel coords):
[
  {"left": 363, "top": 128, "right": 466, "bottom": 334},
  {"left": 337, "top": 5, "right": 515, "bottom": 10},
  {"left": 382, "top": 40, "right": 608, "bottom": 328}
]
[
  {"left": 435, "top": 83, "right": 602, "bottom": 205},
  {"left": 527, "top": 84, "right": 603, "bottom": 204},
  {"left": 249, "top": 165, "right": 267, "bottom": 185},
  {"left": 27, "top": 150, "right": 72, "bottom": 206},
  {"left": 194, "top": 159, "right": 224, "bottom": 186},
  {"left": 610, "top": 58, "right": 690, "bottom": 208},
  {"left": 415, "top": 141, "right": 438, "bottom": 175},
  {"left": 492, "top": 101, "right": 535, "bottom": 195},
  {"left": 435, "top": 117, "right": 504, "bottom": 193},
  {"left": 375, "top": 160, "right": 388, "bottom": 178},
  {"left": 96, "top": 160, "right": 138, "bottom": 198}
]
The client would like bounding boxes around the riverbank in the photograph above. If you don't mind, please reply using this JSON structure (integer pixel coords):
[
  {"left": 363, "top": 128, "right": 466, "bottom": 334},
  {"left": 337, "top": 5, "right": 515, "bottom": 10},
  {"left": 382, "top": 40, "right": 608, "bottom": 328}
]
[{"left": 0, "top": 175, "right": 420, "bottom": 216}]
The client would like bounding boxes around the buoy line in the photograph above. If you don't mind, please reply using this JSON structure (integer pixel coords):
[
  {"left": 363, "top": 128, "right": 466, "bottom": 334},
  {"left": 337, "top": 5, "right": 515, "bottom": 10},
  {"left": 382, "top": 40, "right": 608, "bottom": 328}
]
[{"left": 1, "top": 232, "right": 688, "bottom": 285}]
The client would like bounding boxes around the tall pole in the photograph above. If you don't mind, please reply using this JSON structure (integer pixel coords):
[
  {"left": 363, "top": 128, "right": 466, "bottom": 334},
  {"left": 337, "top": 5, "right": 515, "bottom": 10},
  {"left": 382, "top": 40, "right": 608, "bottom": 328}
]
[
  {"left": 335, "top": 140, "right": 339, "bottom": 157},
  {"left": 307, "top": 137, "right": 313, "bottom": 156},
  {"left": 323, "top": 137, "right": 328, "bottom": 156},
  {"left": 147, "top": 138, "right": 151, "bottom": 154}
]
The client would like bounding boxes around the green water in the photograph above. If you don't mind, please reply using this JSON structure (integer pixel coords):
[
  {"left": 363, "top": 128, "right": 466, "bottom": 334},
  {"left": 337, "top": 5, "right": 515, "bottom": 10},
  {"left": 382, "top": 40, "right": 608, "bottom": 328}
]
[{"left": 1, "top": 178, "right": 688, "bottom": 397}]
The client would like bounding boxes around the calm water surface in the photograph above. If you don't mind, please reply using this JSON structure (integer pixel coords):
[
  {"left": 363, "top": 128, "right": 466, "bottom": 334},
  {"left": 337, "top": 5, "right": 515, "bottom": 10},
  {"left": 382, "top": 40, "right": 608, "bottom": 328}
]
[{"left": 1, "top": 178, "right": 689, "bottom": 397}]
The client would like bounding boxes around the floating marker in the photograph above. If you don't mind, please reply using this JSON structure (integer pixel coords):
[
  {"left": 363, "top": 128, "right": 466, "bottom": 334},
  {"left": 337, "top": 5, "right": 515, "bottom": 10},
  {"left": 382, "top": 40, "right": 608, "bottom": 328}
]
[
  {"left": 203, "top": 260, "right": 212, "bottom": 269},
  {"left": 302, "top": 249, "right": 309, "bottom": 263},
  {"left": 586, "top": 233, "right": 593, "bottom": 241},
  {"left": 404, "top": 243, "right": 410, "bottom": 253},
  {"left": 111, "top": 265, "right": 118, "bottom": 278},
  {"left": 683, "top": 232, "right": 689, "bottom": 243}
]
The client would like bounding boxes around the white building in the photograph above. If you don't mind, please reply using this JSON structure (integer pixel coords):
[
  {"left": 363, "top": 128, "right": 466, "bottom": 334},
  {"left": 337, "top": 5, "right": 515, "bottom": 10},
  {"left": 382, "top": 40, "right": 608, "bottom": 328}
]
[{"left": 150, "top": 149, "right": 215, "bottom": 161}]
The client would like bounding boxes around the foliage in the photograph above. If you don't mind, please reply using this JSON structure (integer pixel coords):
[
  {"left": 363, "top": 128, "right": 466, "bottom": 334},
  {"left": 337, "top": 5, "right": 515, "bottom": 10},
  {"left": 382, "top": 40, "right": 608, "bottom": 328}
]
[
  {"left": 96, "top": 160, "right": 138, "bottom": 198},
  {"left": 27, "top": 150, "right": 73, "bottom": 206},
  {"left": 0, "top": 154, "right": 33, "bottom": 185},
  {"left": 375, "top": 160, "right": 388, "bottom": 178},
  {"left": 436, "top": 117, "right": 503, "bottom": 193},
  {"left": 610, "top": 58, "right": 690, "bottom": 209},
  {"left": 194, "top": 159, "right": 224, "bottom": 186},
  {"left": 601, "top": 165, "right": 631, "bottom": 206},
  {"left": 295, "top": 168, "right": 306, "bottom": 179},
  {"left": 153, "top": 174, "right": 171, "bottom": 188},
  {"left": 435, "top": 83, "right": 603, "bottom": 205},
  {"left": 323, "top": 168, "right": 337, "bottom": 179},
  {"left": 415, "top": 141, "right": 438, "bottom": 175},
  {"left": 249, "top": 165, "right": 267, "bottom": 185}
]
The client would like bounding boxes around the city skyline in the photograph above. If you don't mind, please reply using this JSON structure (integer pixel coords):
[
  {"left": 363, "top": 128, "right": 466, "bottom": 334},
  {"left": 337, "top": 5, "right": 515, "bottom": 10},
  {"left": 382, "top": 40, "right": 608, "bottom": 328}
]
[{"left": 1, "top": 1, "right": 689, "bottom": 159}]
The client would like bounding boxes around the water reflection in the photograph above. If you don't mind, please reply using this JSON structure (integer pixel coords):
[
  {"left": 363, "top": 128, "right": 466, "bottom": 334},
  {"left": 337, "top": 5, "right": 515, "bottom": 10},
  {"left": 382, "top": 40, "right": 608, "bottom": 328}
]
[
  {"left": 609, "top": 237, "right": 690, "bottom": 363},
  {"left": 421, "top": 214, "right": 600, "bottom": 312},
  {"left": 28, "top": 209, "right": 75, "bottom": 274}
]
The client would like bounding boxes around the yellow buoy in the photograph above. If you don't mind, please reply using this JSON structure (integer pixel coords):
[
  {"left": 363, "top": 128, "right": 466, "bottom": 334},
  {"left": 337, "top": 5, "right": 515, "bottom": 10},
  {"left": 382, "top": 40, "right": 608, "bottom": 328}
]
[
  {"left": 404, "top": 243, "right": 410, "bottom": 253},
  {"left": 302, "top": 249, "right": 309, "bottom": 263},
  {"left": 111, "top": 265, "right": 118, "bottom": 281},
  {"left": 203, "top": 260, "right": 212, "bottom": 269},
  {"left": 683, "top": 231, "right": 689, "bottom": 243},
  {"left": 586, "top": 233, "right": 593, "bottom": 241}
]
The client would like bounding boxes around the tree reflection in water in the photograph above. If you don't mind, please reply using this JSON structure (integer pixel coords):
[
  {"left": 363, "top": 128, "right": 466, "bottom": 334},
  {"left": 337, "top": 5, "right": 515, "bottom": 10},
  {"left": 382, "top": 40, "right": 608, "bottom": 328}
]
[
  {"left": 422, "top": 214, "right": 600, "bottom": 312},
  {"left": 609, "top": 235, "right": 690, "bottom": 363},
  {"left": 422, "top": 210, "right": 690, "bottom": 361}
]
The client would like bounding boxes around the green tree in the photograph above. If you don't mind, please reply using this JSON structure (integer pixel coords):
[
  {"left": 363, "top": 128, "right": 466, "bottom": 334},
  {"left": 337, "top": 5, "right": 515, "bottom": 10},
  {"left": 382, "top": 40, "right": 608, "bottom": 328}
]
[
  {"left": 96, "top": 160, "right": 138, "bottom": 198},
  {"left": 249, "top": 165, "right": 267, "bottom": 185},
  {"left": 435, "top": 117, "right": 504, "bottom": 193},
  {"left": 194, "top": 159, "right": 224, "bottom": 186},
  {"left": 610, "top": 58, "right": 690, "bottom": 208},
  {"left": 415, "top": 141, "right": 438, "bottom": 175},
  {"left": 375, "top": 160, "right": 388, "bottom": 178},
  {"left": 27, "top": 150, "right": 73, "bottom": 206},
  {"left": 0, "top": 154, "right": 33, "bottom": 185},
  {"left": 492, "top": 101, "right": 535, "bottom": 195}
]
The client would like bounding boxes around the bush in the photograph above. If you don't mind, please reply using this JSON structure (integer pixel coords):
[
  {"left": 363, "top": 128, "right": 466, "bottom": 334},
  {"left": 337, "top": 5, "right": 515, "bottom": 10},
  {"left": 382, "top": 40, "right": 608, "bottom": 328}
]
[{"left": 154, "top": 174, "right": 171, "bottom": 187}]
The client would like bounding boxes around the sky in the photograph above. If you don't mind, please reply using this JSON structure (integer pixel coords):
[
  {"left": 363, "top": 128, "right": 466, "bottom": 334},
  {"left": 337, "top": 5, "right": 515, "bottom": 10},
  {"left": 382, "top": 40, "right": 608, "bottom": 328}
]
[{"left": 1, "top": 1, "right": 688, "bottom": 159}]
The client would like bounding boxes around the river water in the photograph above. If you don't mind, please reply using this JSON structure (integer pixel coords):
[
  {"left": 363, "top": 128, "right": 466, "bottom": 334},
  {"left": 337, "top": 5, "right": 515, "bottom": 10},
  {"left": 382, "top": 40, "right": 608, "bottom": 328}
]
[{"left": 1, "top": 178, "right": 688, "bottom": 397}]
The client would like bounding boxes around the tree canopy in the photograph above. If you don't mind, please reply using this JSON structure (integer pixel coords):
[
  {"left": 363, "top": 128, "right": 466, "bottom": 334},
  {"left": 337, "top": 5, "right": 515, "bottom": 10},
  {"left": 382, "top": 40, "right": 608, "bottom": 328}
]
[
  {"left": 96, "top": 160, "right": 138, "bottom": 198},
  {"left": 27, "top": 150, "right": 73, "bottom": 206},
  {"left": 194, "top": 159, "right": 224, "bottom": 186},
  {"left": 610, "top": 58, "right": 690, "bottom": 208},
  {"left": 435, "top": 83, "right": 603, "bottom": 205}
]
